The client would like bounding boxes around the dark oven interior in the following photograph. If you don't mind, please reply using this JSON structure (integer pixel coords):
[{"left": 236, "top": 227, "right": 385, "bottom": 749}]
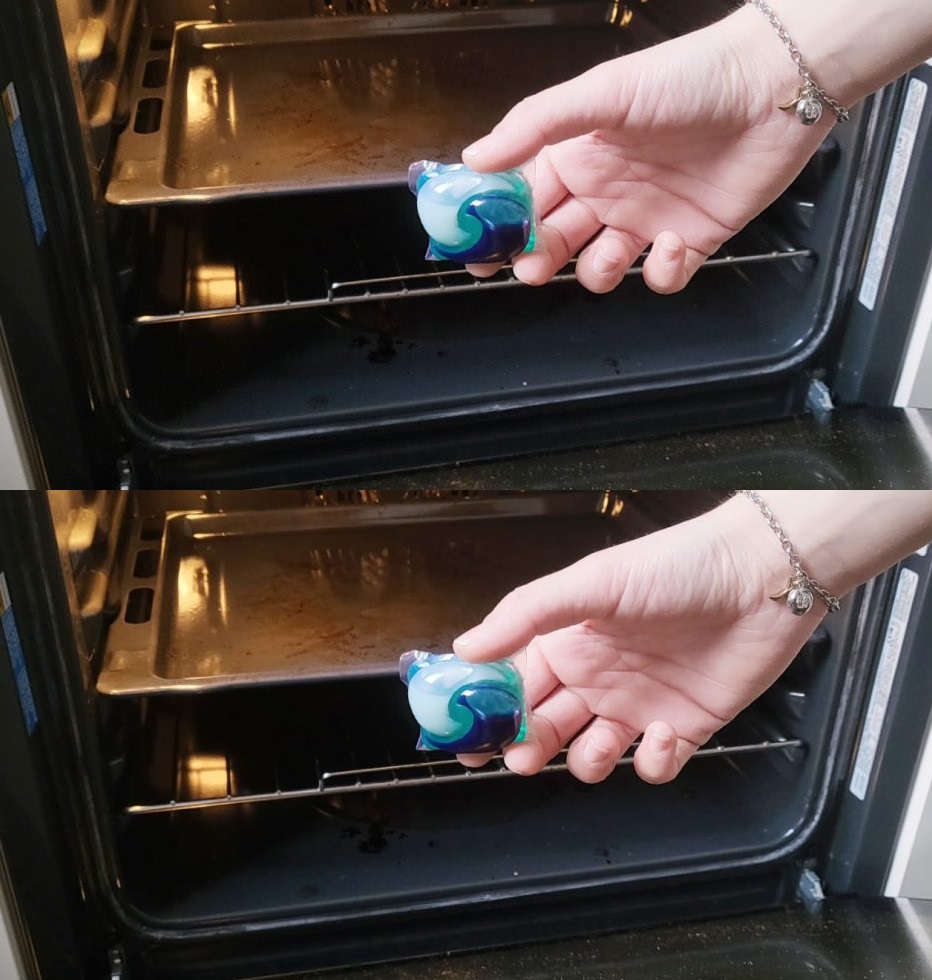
[
  {"left": 50, "top": 489, "right": 867, "bottom": 973},
  {"left": 48, "top": 0, "right": 877, "bottom": 480}
]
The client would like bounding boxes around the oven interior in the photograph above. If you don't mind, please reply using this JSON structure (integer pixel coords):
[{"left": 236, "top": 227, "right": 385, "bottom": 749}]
[
  {"left": 51, "top": 0, "right": 871, "bottom": 472},
  {"left": 49, "top": 489, "right": 862, "bottom": 967}
]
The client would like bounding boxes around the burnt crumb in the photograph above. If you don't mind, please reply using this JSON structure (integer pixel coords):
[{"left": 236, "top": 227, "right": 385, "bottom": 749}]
[
  {"left": 350, "top": 336, "right": 370, "bottom": 348},
  {"left": 340, "top": 825, "right": 362, "bottom": 839},
  {"left": 595, "top": 846, "right": 612, "bottom": 865},
  {"left": 297, "top": 883, "right": 320, "bottom": 899},
  {"left": 359, "top": 825, "right": 389, "bottom": 854},
  {"left": 436, "top": 349, "right": 447, "bottom": 358},
  {"left": 427, "top": 840, "right": 438, "bottom": 848},
  {"left": 367, "top": 336, "right": 398, "bottom": 364}
]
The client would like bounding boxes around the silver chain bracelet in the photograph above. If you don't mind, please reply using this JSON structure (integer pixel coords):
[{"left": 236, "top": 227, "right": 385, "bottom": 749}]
[
  {"left": 744, "top": 0, "right": 850, "bottom": 126},
  {"left": 738, "top": 491, "right": 842, "bottom": 616}
]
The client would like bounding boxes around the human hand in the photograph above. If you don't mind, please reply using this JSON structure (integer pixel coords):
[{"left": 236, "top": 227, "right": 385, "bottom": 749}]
[
  {"left": 461, "top": 6, "right": 832, "bottom": 294},
  {"left": 452, "top": 495, "right": 826, "bottom": 784}
]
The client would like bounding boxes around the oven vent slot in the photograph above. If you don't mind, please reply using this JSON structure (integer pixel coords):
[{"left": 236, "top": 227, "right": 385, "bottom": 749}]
[{"left": 123, "top": 735, "right": 805, "bottom": 815}]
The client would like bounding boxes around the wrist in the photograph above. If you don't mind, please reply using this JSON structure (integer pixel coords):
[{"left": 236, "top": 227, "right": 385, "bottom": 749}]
[
  {"left": 721, "top": 491, "right": 932, "bottom": 610},
  {"left": 709, "top": 494, "right": 819, "bottom": 614},
  {"left": 731, "top": 491, "right": 845, "bottom": 615},
  {"left": 719, "top": 4, "right": 846, "bottom": 128},
  {"left": 726, "top": 0, "right": 932, "bottom": 114}
]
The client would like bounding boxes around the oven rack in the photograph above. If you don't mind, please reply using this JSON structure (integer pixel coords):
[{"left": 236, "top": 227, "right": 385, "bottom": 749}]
[
  {"left": 133, "top": 247, "right": 814, "bottom": 326},
  {"left": 124, "top": 734, "right": 806, "bottom": 815}
]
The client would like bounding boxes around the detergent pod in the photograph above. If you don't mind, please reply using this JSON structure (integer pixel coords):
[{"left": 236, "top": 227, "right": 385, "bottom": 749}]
[
  {"left": 399, "top": 650, "right": 528, "bottom": 755},
  {"left": 408, "top": 160, "right": 535, "bottom": 265}
]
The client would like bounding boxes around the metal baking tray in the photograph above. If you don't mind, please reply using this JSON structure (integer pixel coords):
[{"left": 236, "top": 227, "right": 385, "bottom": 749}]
[
  {"left": 106, "top": 3, "right": 649, "bottom": 206},
  {"left": 97, "top": 494, "right": 654, "bottom": 695}
]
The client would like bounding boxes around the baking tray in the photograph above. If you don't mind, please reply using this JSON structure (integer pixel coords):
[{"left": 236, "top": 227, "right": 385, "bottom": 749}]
[
  {"left": 98, "top": 494, "right": 653, "bottom": 695},
  {"left": 106, "top": 4, "right": 649, "bottom": 206}
]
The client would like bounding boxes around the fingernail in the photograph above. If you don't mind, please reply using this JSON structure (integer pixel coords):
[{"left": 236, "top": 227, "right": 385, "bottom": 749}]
[
  {"left": 453, "top": 626, "right": 484, "bottom": 650},
  {"left": 583, "top": 736, "right": 615, "bottom": 765},
  {"left": 655, "top": 236, "right": 680, "bottom": 265},
  {"left": 453, "top": 627, "right": 479, "bottom": 650},
  {"left": 592, "top": 245, "right": 621, "bottom": 275},
  {"left": 648, "top": 727, "right": 673, "bottom": 754},
  {"left": 462, "top": 139, "right": 488, "bottom": 159}
]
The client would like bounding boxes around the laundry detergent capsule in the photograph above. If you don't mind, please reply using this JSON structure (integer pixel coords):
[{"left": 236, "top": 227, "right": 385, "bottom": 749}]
[
  {"left": 408, "top": 160, "right": 535, "bottom": 265},
  {"left": 399, "top": 649, "right": 528, "bottom": 754}
]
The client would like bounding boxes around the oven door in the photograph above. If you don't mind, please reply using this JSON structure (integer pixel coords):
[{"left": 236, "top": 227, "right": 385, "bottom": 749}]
[
  {"left": 344, "top": 405, "right": 932, "bottom": 492},
  {"left": 223, "top": 898, "right": 932, "bottom": 980}
]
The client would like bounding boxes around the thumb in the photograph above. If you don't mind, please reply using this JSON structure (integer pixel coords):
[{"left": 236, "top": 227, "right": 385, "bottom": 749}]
[
  {"left": 453, "top": 552, "right": 624, "bottom": 662},
  {"left": 462, "top": 65, "right": 621, "bottom": 172}
]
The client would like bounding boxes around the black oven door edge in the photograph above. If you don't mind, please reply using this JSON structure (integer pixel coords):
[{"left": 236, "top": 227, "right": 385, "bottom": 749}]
[
  {"left": 228, "top": 897, "right": 932, "bottom": 980},
  {"left": 148, "top": 896, "right": 932, "bottom": 980}
]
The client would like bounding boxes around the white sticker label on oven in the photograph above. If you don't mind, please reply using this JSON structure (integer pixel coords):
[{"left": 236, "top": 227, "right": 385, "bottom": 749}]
[
  {"left": 858, "top": 78, "right": 928, "bottom": 311},
  {"left": 1, "top": 571, "right": 39, "bottom": 734},
  {"left": 850, "top": 567, "right": 920, "bottom": 800}
]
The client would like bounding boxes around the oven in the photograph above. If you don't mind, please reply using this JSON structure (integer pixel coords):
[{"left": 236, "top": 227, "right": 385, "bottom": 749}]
[
  {"left": 3, "top": 2, "right": 932, "bottom": 976},
  {"left": 2, "top": 489, "right": 932, "bottom": 980},
  {"left": 1, "top": 0, "right": 932, "bottom": 488}
]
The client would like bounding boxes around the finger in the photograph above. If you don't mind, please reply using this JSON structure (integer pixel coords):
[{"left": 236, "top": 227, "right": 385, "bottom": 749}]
[
  {"left": 457, "top": 751, "right": 495, "bottom": 768},
  {"left": 453, "top": 551, "right": 622, "bottom": 662},
  {"left": 574, "top": 228, "right": 646, "bottom": 294},
  {"left": 527, "top": 149, "right": 570, "bottom": 220},
  {"left": 465, "top": 261, "right": 504, "bottom": 279},
  {"left": 519, "top": 637, "right": 560, "bottom": 709},
  {"left": 566, "top": 718, "right": 636, "bottom": 784},
  {"left": 632, "top": 720, "right": 694, "bottom": 784},
  {"left": 641, "top": 232, "right": 708, "bottom": 295},
  {"left": 462, "top": 65, "right": 618, "bottom": 172},
  {"left": 464, "top": 155, "right": 566, "bottom": 279},
  {"left": 511, "top": 197, "right": 602, "bottom": 286},
  {"left": 500, "top": 685, "right": 593, "bottom": 775}
]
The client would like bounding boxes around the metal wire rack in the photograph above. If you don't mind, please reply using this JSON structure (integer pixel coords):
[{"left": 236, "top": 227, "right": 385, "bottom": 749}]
[
  {"left": 133, "top": 248, "right": 814, "bottom": 326},
  {"left": 125, "top": 733, "right": 806, "bottom": 815}
]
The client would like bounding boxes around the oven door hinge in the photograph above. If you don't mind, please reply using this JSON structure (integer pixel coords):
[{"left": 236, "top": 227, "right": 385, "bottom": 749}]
[
  {"left": 117, "top": 456, "right": 134, "bottom": 490},
  {"left": 796, "top": 867, "right": 826, "bottom": 909},
  {"left": 805, "top": 377, "right": 835, "bottom": 419},
  {"left": 108, "top": 947, "right": 125, "bottom": 980}
]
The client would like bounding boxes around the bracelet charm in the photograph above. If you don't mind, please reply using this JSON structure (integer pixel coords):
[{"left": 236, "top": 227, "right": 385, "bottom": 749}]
[
  {"left": 738, "top": 491, "right": 842, "bottom": 616},
  {"left": 779, "top": 86, "right": 824, "bottom": 126},
  {"left": 770, "top": 573, "right": 815, "bottom": 616},
  {"left": 745, "top": 0, "right": 850, "bottom": 126}
]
